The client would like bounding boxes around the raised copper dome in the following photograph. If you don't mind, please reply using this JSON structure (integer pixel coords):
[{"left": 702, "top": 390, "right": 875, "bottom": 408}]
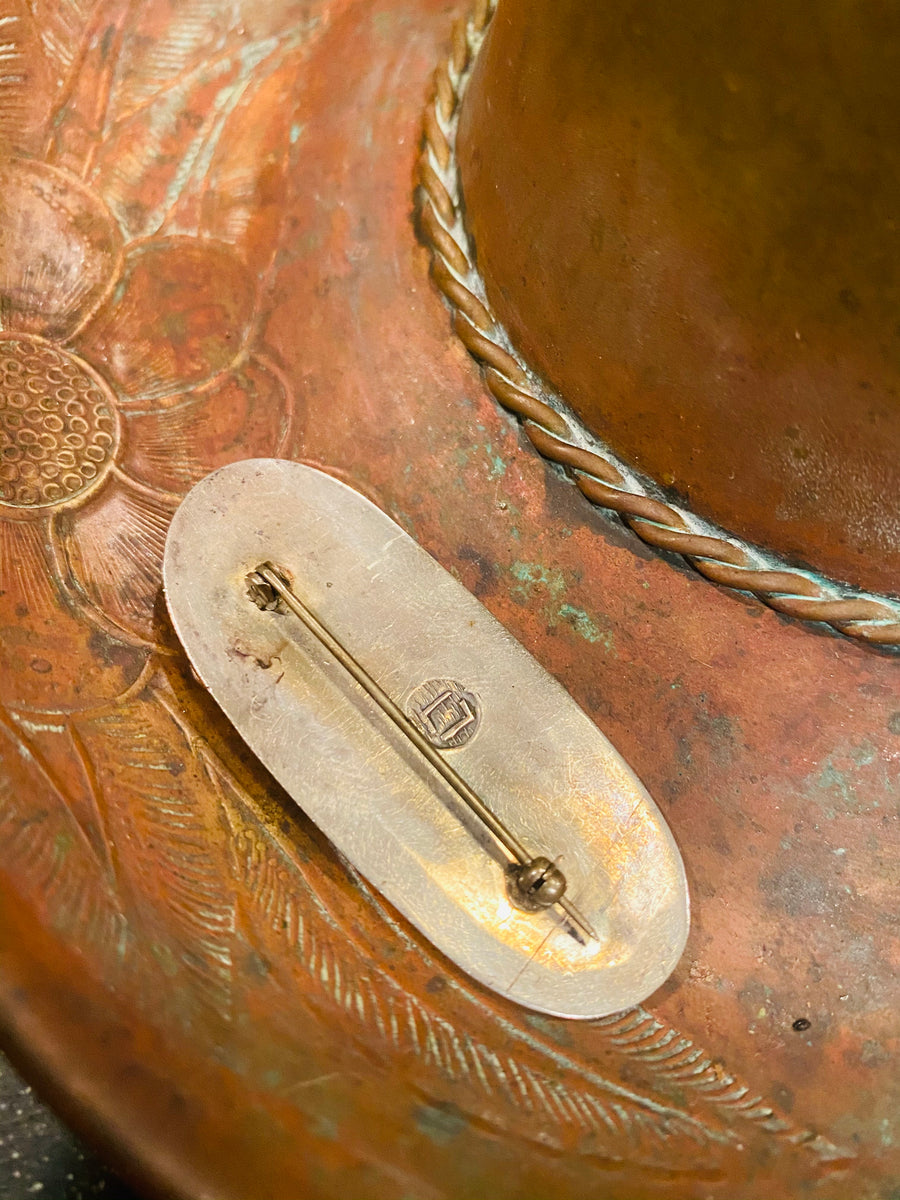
[{"left": 457, "top": 0, "right": 900, "bottom": 596}]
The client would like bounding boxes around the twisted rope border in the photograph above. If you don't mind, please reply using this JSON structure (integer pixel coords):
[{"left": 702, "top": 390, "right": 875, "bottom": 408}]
[{"left": 416, "top": 0, "right": 900, "bottom": 648}]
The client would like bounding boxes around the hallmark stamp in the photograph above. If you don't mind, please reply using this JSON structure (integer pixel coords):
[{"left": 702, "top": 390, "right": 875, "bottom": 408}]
[{"left": 406, "top": 678, "right": 481, "bottom": 749}]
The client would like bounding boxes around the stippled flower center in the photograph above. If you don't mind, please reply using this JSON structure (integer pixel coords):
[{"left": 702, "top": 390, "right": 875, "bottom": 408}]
[{"left": 0, "top": 335, "right": 119, "bottom": 514}]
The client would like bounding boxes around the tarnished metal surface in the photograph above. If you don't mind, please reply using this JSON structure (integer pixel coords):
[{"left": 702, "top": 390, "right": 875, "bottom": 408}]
[
  {"left": 0, "top": 1, "right": 896, "bottom": 1198},
  {"left": 163, "top": 459, "right": 688, "bottom": 1017}
]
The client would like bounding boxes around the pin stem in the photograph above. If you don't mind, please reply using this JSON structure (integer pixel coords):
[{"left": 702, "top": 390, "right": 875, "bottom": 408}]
[{"left": 249, "top": 564, "right": 597, "bottom": 943}]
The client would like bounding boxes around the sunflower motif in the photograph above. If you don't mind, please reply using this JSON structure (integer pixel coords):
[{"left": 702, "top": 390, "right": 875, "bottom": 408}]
[
  {"left": 0, "top": 4, "right": 309, "bottom": 1037},
  {"left": 0, "top": 156, "right": 295, "bottom": 714}
]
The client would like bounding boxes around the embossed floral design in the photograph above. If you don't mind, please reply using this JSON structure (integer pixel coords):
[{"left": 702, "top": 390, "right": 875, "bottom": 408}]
[
  {"left": 0, "top": 4, "right": 309, "bottom": 1028},
  {"left": 0, "top": 144, "right": 298, "bottom": 1021},
  {"left": 0, "top": 105, "right": 299, "bottom": 713}
]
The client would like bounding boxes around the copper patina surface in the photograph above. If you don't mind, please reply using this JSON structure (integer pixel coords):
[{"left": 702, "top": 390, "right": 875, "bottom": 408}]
[
  {"left": 0, "top": 2, "right": 897, "bottom": 1198},
  {"left": 457, "top": 0, "right": 900, "bottom": 596}
]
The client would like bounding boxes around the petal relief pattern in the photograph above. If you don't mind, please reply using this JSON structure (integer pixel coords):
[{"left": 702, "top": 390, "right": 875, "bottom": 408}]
[
  {"left": 3, "top": 712, "right": 117, "bottom": 877},
  {"left": 50, "top": 0, "right": 322, "bottom": 243},
  {"left": 78, "top": 238, "right": 255, "bottom": 405},
  {"left": 0, "top": 516, "right": 146, "bottom": 711},
  {"left": 85, "top": 31, "right": 306, "bottom": 244},
  {"left": 53, "top": 478, "right": 178, "bottom": 645},
  {"left": 121, "top": 355, "right": 295, "bottom": 493},
  {"left": 42, "top": 0, "right": 133, "bottom": 177},
  {"left": 0, "top": 160, "right": 123, "bottom": 340}
]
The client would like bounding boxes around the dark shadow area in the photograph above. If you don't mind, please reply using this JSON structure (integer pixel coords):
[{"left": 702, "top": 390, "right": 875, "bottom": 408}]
[{"left": 0, "top": 1054, "right": 143, "bottom": 1200}]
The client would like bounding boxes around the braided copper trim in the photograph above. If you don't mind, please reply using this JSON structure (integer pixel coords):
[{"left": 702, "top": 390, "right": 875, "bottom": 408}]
[{"left": 416, "top": 0, "right": 900, "bottom": 648}]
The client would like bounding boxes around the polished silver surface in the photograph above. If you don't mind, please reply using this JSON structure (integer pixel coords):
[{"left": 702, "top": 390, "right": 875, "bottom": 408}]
[{"left": 162, "top": 459, "right": 690, "bottom": 1018}]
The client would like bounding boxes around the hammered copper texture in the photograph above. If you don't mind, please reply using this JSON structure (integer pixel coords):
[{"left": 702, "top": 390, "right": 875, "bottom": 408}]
[
  {"left": 0, "top": 2, "right": 897, "bottom": 1199},
  {"left": 456, "top": 0, "right": 900, "bottom": 596}
]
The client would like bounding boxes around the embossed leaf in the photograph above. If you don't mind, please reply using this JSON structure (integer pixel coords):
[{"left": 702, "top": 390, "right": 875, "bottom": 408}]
[
  {"left": 73, "top": 690, "right": 236, "bottom": 1024},
  {"left": 0, "top": 1, "right": 54, "bottom": 155},
  {"left": 26, "top": 0, "right": 96, "bottom": 77},
  {"left": 0, "top": 706, "right": 126, "bottom": 960},
  {"left": 84, "top": 29, "right": 311, "bottom": 244},
  {"left": 209, "top": 758, "right": 845, "bottom": 1177}
]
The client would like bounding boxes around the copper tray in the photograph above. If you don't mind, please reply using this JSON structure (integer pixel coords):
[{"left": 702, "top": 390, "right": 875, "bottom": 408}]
[{"left": 0, "top": 1, "right": 897, "bottom": 1197}]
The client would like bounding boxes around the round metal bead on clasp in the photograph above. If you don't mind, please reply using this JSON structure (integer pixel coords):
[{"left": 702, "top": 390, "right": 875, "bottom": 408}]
[{"left": 508, "top": 856, "right": 567, "bottom": 913}]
